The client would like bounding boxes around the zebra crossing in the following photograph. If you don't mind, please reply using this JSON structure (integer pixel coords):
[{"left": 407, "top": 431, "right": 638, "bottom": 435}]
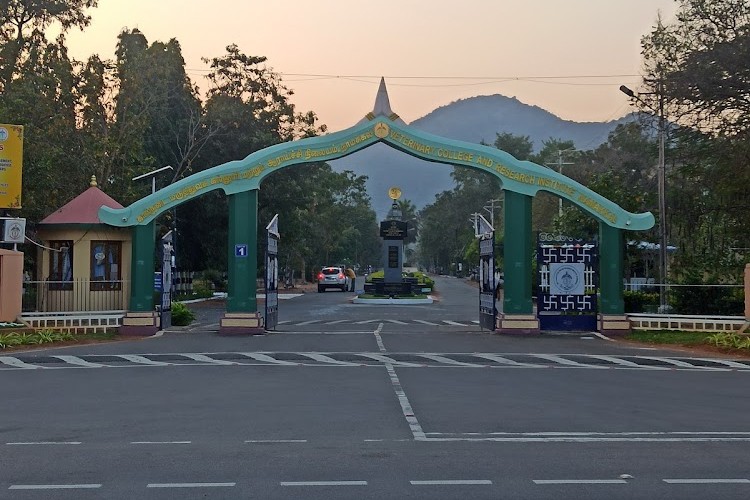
[
  {"left": 277, "top": 319, "right": 481, "bottom": 327},
  {"left": 2, "top": 352, "right": 749, "bottom": 371}
]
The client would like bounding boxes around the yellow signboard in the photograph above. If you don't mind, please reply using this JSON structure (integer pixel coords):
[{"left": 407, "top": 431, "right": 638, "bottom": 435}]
[{"left": 0, "top": 124, "right": 23, "bottom": 208}]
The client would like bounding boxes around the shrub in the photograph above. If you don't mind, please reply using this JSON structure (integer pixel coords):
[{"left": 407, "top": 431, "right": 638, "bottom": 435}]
[
  {"left": 171, "top": 301, "right": 196, "bottom": 326},
  {"left": 623, "top": 290, "right": 659, "bottom": 313}
]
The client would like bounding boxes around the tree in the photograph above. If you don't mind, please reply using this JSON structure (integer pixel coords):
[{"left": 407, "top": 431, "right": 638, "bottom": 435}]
[{"left": 0, "top": 0, "right": 97, "bottom": 91}]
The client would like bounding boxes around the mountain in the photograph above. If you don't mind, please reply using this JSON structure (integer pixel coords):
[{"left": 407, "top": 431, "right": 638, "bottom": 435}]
[{"left": 329, "top": 94, "right": 634, "bottom": 216}]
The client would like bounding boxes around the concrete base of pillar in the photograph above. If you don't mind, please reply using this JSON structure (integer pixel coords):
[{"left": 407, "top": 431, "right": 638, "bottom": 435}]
[
  {"left": 496, "top": 314, "right": 540, "bottom": 335},
  {"left": 599, "top": 314, "right": 631, "bottom": 336},
  {"left": 119, "top": 311, "right": 160, "bottom": 336},
  {"left": 219, "top": 312, "right": 265, "bottom": 335}
]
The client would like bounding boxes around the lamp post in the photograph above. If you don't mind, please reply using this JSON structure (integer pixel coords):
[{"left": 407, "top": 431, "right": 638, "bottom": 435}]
[
  {"left": 620, "top": 84, "right": 668, "bottom": 311},
  {"left": 131, "top": 165, "right": 173, "bottom": 194}
]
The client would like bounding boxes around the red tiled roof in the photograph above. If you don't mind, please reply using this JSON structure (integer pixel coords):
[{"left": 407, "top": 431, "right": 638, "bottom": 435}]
[{"left": 40, "top": 186, "right": 124, "bottom": 225}]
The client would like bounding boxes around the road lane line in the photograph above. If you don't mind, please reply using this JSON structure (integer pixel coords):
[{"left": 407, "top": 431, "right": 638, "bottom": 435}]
[
  {"left": 147, "top": 483, "right": 236, "bottom": 488},
  {"left": 534, "top": 479, "right": 628, "bottom": 484},
  {"left": 635, "top": 356, "right": 709, "bottom": 369},
  {"left": 0, "top": 356, "right": 43, "bottom": 369},
  {"left": 296, "top": 320, "right": 321, "bottom": 325},
  {"left": 245, "top": 439, "right": 307, "bottom": 443},
  {"left": 663, "top": 478, "right": 750, "bottom": 484},
  {"left": 386, "top": 319, "right": 409, "bottom": 325},
  {"left": 374, "top": 323, "right": 386, "bottom": 352},
  {"left": 239, "top": 353, "right": 298, "bottom": 365},
  {"left": 52, "top": 355, "right": 104, "bottom": 368},
  {"left": 9, "top": 484, "right": 101, "bottom": 490},
  {"left": 442, "top": 320, "right": 468, "bottom": 326},
  {"left": 358, "top": 353, "right": 422, "bottom": 367},
  {"left": 419, "top": 354, "right": 484, "bottom": 367},
  {"left": 181, "top": 354, "right": 237, "bottom": 365},
  {"left": 472, "top": 353, "right": 546, "bottom": 368},
  {"left": 300, "top": 353, "right": 359, "bottom": 366},
  {"left": 324, "top": 319, "right": 349, "bottom": 324},
  {"left": 531, "top": 354, "right": 606, "bottom": 368},
  {"left": 410, "top": 480, "right": 492, "bottom": 485},
  {"left": 413, "top": 320, "right": 438, "bottom": 325},
  {"left": 116, "top": 355, "right": 171, "bottom": 366},
  {"left": 588, "top": 355, "right": 662, "bottom": 369},
  {"left": 355, "top": 319, "right": 382, "bottom": 324},
  {"left": 385, "top": 363, "right": 426, "bottom": 440},
  {"left": 131, "top": 441, "right": 191, "bottom": 444},
  {"left": 280, "top": 481, "right": 367, "bottom": 486},
  {"left": 7, "top": 441, "right": 81, "bottom": 445},
  {"left": 689, "top": 358, "right": 750, "bottom": 369}
]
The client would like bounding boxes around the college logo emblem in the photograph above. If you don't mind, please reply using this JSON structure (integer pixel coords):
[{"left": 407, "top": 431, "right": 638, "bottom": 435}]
[
  {"left": 549, "top": 262, "right": 585, "bottom": 295},
  {"left": 0, "top": 127, "right": 8, "bottom": 141},
  {"left": 374, "top": 122, "right": 390, "bottom": 138}
]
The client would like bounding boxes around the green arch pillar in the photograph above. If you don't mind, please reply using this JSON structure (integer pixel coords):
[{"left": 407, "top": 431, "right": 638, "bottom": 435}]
[
  {"left": 598, "top": 222, "right": 631, "bottom": 335},
  {"left": 220, "top": 190, "right": 264, "bottom": 334},
  {"left": 120, "top": 221, "right": 159, "bottom": 335},
  {"left": 498, "top": 190, "right": 539, "bottom": 333}
]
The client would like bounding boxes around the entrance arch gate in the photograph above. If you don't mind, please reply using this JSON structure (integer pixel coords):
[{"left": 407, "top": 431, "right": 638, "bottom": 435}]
[{"left": 99, "top": 80, "right": 654, "bottom": 335}]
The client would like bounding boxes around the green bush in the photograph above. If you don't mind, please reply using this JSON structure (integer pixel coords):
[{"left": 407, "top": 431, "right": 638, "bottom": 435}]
[
  {"left": 171, "top": 302, "right": 196, "bottom": 326},
  {"left": 623, "top": 290, "right": 659, "bottom": 313},
  {"left": 707, "top": 333, "right": 750, "bottom": 350}
]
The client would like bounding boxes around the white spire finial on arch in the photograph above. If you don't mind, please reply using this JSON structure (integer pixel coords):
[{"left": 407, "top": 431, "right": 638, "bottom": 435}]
[{"left": 364, "top": 77, "right": 405, "bottom": 124}]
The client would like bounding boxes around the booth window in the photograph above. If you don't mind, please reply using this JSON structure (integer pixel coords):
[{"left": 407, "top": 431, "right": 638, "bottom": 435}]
[
  {"left": 90, "top": 241, "right": 122, "bottom": 290},
  {"left": 49, "top": 241, "right": 73, "bottom": 290}
]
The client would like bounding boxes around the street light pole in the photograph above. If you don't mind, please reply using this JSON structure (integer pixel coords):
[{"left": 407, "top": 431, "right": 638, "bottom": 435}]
[{"left": 620, "top": 84, "right": 668, "bottom": 311}]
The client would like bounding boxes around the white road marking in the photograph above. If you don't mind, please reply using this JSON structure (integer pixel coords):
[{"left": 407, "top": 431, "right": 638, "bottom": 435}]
[
  {"left": 410, "top": 480, "right": 492, "bottom": 485},
  {"left": 358, "top": 353, "right": 423, "bottom": 367},
  {"left": 374, "top": 323, "right": 386, "bottom": 352},
  {"left": 116, "top": 355, "right": 170, "bottom": 366},
  {"left": 53, "top": 355, "right": 103, "bottom": 368},
  {"left": 131, "top": 441, "right": 191, "bottom": 444},
  {"left": 386, "top": 319, "right": 409, "bottom": 325},
  {"left": 181, "top": 353, "right": 236, "bottom": 365},
  {"left": 281, "top": 481, "right": 367, "bottom": 486},
  {"left": 324, "top": 319, "right": 349, "bottom": 324},
  {"left": 0, "top": 356, "right": 43, "bottom": 369},
  {"left": 355, "top": 319, "right": 382, "bottom": 324},
  {"left": 413, "top": 320, "right": 438, "bottom": 325},
  {"left": 689, "top": 358, "right": 750, "bottom": 369},
  {"left": 588, "top": 355, "right": 663, "bottom": 369},
  {"left": 534, "top": 479, "right": 628, "bottom": 484},
  {"left": 419, "top": 354, "right": 483, "bottom": 367},
  {"left": 239, "top": 353, "right": 298, "bottom": 365},
  {"left": 301, "top": 353, "right": 359, "bottom": 366},
  {"left": 635, "top": 356, "right": 714, "bottom": 369},
  {"left": 385, "top": 363, "right": 425, "bottom": 440},
  {"left": 663, "top": 478, "right": 750, "bottom": 484},
  {"left": 277, "top": 320, "right": 291, "bottom": 324},
  {"left": 9, "top": 484, "right": 101, "bottom": 490},
  {"left": 592, "top": 332, "right": 615, "bottom": 342},
  {"left": 296, "top": 320, "right": 321, "bottom": 325},
  {"left": 147, "top": 483, "right": 235, "bottom": 488},
  {"left": 245, "top": 439, "right": 307, "bottom": 443},
  {"left": 442, "top": 320, "right": 468, "bottom": 326},
  {"left": 472, "top": 353, "right": 546, "bottom": 368},
  {"left": 6, "top": 441, "right": 81, "bottom": 445},
  {"left": 532, "top": 354, "right": 605, "bottom": 368}
]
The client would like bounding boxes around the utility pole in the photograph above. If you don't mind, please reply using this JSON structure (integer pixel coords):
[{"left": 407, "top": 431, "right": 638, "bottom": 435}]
[
  {"left": 545, "top": 150, "right": 574, "bottom": 216},
  {"left": 483, "top": 198, "right": 503, "bottom": 229}
]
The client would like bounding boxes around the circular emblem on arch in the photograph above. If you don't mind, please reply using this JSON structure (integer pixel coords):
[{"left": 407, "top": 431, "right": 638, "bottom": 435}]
[{"left": 374, "top": 122, "right": 390, "bottom": 138}]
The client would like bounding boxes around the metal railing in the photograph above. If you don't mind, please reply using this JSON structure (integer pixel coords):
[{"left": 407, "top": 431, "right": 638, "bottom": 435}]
[{"left": 22, "top": 279, "right": 130, "bottom": 313}]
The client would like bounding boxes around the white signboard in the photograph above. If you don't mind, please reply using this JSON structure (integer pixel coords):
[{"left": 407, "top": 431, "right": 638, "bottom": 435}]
[
  {"left": 2, "top": 218, "right": 25, "bottom": 243},
  {"left": 549, "top": 262, "right": 585, "bottom": 295}
]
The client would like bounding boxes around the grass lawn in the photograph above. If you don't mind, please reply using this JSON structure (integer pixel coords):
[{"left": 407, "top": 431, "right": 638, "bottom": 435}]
[{"left": 625, "top": 330, "right": 713, "bottom": 345}]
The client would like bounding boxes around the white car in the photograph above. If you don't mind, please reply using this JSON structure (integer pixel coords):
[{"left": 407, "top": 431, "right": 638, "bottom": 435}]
[{"left": 317, "top": 266, "right": 350, "bottom": 292}]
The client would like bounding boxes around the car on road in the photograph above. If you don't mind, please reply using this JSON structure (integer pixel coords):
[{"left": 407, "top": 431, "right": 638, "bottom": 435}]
[{"left": 317, "top": 266, "right": 350, "bottom": 292}]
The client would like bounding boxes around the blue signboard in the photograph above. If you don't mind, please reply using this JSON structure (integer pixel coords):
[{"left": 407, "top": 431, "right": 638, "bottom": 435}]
[
  {"left": 154, "top": 272, "right": 162, "bottom": 291},
  {"left": 235, "top": 244, "right": 248, "bottom": 258}
]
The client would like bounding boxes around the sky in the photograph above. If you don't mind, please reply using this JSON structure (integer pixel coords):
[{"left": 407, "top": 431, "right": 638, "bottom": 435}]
[{"left": 61, "top": 0, "right": 679, "bottom": 132}]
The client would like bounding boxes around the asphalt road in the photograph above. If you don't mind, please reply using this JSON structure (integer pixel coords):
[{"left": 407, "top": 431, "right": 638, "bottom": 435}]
[{"left": 3, "top": 275, "right": 750, "bottom": 499}]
